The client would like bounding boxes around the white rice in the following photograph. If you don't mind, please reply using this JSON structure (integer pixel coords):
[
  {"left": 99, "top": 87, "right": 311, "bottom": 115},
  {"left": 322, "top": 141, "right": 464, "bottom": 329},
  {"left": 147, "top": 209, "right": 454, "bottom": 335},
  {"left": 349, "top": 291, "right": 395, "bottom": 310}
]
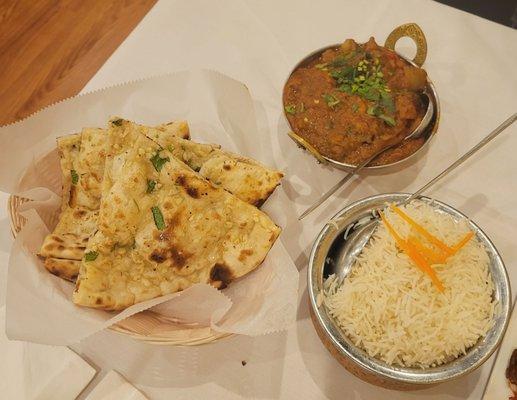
[{"left": 323, "top": 200, "right": 497, "bottom": 368}]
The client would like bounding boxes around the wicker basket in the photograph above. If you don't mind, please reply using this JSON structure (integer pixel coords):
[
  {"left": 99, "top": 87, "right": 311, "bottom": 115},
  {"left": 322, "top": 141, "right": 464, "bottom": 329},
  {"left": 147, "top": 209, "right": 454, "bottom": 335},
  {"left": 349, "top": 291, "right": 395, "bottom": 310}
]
[{"left": 8, "top": 194, "right": 232, "bottom": 345}]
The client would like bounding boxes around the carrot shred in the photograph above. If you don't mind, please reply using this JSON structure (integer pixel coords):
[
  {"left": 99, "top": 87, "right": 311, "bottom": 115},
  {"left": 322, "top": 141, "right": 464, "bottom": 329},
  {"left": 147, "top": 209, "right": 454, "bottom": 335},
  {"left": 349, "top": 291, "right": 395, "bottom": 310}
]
[
  {"left": 450, "top": 231, "right": 474, "bottom": 255},
  {"left": 380, "top": 212, "right": 445, "bottom": 292},
  {"left": 407, "top": 236, "right": 447, "bottom": 265},
  {"left": 390, "top": 204, "right": 454, "bottom": 255},
  {"left": 404, "top": 240, "right": 445, "bottom": 292}
]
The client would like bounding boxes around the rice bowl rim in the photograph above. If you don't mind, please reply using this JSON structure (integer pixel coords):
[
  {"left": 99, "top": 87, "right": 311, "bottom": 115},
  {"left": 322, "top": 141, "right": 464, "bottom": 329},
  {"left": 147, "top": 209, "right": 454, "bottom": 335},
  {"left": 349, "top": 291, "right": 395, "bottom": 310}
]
[{"left": 308, "top": 192, "right": 511, "bottom": 385}]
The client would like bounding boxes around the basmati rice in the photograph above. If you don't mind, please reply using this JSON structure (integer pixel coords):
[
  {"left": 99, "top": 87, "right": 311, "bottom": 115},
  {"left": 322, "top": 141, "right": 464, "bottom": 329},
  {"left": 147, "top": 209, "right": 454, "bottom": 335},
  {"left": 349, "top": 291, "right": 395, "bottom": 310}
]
[{"left": 324, "top": 200, "right": 497, "bottom": 368}]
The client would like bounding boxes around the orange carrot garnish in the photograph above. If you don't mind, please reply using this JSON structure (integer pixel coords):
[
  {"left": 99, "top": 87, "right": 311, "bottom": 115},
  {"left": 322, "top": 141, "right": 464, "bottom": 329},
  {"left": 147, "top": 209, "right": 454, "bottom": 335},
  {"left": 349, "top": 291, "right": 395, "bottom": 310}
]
[
  {"left": 407, "top": 236, "right": 447, "bottom": 265},
  {"left": 404, "top": 240, "right": 445, "bottom": 292},
  {"left": 390, "top": 204, "right": 454, "bottom": 255},
  {"left": 450, "top": 231, "right": 474, "bottom": 255},
  {"left": 380, "top": 212, "right": 444, "bottom": 292}
]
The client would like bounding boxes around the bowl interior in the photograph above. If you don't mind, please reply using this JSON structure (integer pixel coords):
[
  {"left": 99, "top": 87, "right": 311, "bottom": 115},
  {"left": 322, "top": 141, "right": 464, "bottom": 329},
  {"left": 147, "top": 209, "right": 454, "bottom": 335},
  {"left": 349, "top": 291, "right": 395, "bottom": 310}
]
[
  {"left": 308, "top": 193, "right": 511, "bottom": 385},
  {"left": 282, "top": 45, "right": 441, "bottom": 171}
]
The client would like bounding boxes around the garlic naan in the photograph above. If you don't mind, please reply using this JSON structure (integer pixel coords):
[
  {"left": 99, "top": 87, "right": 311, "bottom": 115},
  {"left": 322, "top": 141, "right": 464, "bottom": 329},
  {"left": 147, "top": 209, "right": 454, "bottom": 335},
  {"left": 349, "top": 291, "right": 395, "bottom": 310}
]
[
  {"left": 73, "top": 124, "right": 280, "bottom": 310},
  {"left": 40, "top": 117, "right": 282, "bottom": 283}
]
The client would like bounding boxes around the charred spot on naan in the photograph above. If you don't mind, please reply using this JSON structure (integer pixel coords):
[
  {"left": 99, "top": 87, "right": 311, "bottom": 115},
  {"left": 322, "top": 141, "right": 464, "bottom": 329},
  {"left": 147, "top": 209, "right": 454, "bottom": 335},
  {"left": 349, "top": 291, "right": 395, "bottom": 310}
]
[
  {"left": 238, "top": 249, "right": 254, "bottom": 261},
  {"left": 253, "top": 185, "right": 278, "bottom": 207},
  {"left": 44, "top": 258, "right": 80, "bottom": 281},
  {"left": 149, "top": 251, "right": 166, "bottom": 263},
  {"left": 152, "top": 212, "right": 183, "bottom": 242},
  {"left": 175, "top": 174, "right": 212, "bottom": 199},
  {"left": 149, "top": 245, "right": 191, "bottom": 268},
  {"left": 110, "top": 118, "right": 124, "bottom": 127},
  {"left": 68, "top": 185, "right": 77, "bottom": 207},
  {"left": 162, "top": 201, "right": 174, "bottom": 210},
  {"left": 210, "top": 263, "right": 234, "bottom": 289},
  {"left": 169, "top": 246, "right": 190, "bottom": 267},
  {"left": 73, "top": 209, "right": 87, "bottom": 219}
]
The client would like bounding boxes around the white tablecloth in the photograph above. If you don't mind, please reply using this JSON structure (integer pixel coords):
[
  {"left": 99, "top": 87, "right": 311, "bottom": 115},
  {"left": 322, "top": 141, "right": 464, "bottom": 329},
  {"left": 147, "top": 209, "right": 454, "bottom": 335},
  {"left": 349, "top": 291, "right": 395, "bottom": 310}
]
[{"left": 2, "top": 0, "right": 517, "bottom": 398}]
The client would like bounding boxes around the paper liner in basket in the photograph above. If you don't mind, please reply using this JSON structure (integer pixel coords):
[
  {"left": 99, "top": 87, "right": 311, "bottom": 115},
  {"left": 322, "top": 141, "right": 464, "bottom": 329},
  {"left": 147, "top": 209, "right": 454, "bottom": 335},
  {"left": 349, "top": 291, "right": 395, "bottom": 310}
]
[{"left": 1, "top": 70, "right": 298, "bottom": 345}]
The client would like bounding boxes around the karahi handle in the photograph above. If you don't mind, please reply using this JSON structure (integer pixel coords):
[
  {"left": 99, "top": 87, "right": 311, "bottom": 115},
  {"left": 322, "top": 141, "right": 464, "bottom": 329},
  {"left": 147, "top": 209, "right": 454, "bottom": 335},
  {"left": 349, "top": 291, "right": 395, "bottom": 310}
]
[{"left": 384, "top": 23, "right": 428, "bottom": 67}]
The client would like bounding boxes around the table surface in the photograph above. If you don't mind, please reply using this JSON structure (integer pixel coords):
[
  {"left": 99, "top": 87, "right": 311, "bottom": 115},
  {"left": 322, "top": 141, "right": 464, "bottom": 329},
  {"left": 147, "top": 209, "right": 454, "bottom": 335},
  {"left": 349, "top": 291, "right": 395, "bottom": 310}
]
[
  {"left": 2, "top": 0, "right": 517, "bottom": 399},
  {"left": 0, "top": 0, "right": 156, "bottom": 126}
]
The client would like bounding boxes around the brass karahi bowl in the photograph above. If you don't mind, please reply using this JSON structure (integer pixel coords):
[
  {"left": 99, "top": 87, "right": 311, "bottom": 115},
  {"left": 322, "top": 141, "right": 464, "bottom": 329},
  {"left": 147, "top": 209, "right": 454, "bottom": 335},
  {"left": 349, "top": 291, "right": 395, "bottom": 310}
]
[
  {"left": 307, "top": 193, "right": 511, "bottom": 389},
  {"left": 283, "top": 23, "right": 440, "bottom": 173}
]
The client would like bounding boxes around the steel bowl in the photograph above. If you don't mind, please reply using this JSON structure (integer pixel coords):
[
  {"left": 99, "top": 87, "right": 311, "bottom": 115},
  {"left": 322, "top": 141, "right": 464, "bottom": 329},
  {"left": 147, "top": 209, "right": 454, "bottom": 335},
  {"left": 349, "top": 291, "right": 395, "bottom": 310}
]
[
  {"left": 308, "top": 193, "right": 511, "bottom": 389},
  {"left": 282, "top": 23, "right": 441, "bottom": 173}
]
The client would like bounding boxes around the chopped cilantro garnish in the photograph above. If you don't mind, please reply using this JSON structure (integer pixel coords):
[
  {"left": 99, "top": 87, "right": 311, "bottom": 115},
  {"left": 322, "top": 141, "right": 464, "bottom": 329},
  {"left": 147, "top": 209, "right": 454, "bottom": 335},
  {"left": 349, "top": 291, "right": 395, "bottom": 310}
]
[
  {"left": 330, "top": 66, "right": 354, "bottom": 84},
  {"left": 328, "top": 55, "right": 350, "bottom": 68},
  {"left": 150, "top": 152, "right": 170, "bottom": 172},
  {"left": 366, "top": 105, "right": 396, "bottom": 126},
  {"left": 379, "top": 114, "right": 396, "bottom": 127},
  {"left": 146, "top": 179, "right": 157, "bottom": 193},
  {"left": 380, "top": 92, "right": 395, "bottom": 113},
  {"left": 70, "top": 169, "right": 79, "bottom": 185},
  {"left": 322, "top": 94, "right": 340, "bottom": 108},
  {"left": 151, "top": 206, "right": 165, "bottom": 230},
  {"left": 351, "top": 103, "right": 359, "bottom": 113},
  {"left": 84, "top": 251, "right": 98, "bottom": 262},
  {"left": 363, "top": 88, "right": 381, "bottom": 101},
  {"left": 324, "top": 55, "right": 397, "bottom": 124},
  {"left": 284, "top": 104, "right": 296, "bottom": 115},
  {"left": 367, "top": 105, "right": 379, "bottom": 116}
]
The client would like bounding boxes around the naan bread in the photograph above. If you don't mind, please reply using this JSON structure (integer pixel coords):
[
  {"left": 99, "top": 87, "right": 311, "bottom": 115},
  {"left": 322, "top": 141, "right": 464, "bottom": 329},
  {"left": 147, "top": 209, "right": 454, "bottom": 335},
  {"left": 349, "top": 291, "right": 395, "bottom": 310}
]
[
  {"left": 40, "top": 122, "right": 189, "bottom": 280},
  {"left": 198, "top": 153, "right": 282, "bottom": 206},
  {"left": 39, "top": 133, "right": 100, "bottom": 280},
  {"left": 73, "top": 126, "right": 280, "bottom": 310},
  {"left": 155, "top": 121, "right": 190, "bottom": 138},
  {"left": 55, "top": 133, "right": 81, "bottom": 211},
  {"left": 41, "top": 117, "right": 282, "bottom": 283},
  {"left": 127, "top": 119, "right": 284, "bottom": 206},
  {"left": 44, "top": 258, "right": 82, "bottom": 282},
  {"left": 72, "top": 127, "right": 106, "bottom": 209}
]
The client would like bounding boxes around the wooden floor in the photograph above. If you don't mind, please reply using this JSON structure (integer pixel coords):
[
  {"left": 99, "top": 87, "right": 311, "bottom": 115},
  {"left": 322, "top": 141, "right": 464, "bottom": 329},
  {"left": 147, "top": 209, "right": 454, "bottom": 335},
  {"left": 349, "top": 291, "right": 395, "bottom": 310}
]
[{"left": 0, "top": 0, "right": 157, "bottom": 126}]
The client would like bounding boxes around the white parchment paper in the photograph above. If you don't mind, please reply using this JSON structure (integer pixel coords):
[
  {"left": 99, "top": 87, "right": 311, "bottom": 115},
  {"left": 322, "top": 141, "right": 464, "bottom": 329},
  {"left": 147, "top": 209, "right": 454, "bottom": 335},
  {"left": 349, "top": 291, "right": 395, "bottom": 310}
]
[{"left": 1, "top": 70, "right": 298, "bottom": 345}]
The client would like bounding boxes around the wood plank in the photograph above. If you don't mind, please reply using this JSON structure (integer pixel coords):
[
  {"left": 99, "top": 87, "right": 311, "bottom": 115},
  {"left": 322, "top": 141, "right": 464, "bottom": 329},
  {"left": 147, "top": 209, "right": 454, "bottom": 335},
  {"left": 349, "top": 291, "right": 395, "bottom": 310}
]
[{"left": 0, "top": 0, "right": 157, "bottom": 126}]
